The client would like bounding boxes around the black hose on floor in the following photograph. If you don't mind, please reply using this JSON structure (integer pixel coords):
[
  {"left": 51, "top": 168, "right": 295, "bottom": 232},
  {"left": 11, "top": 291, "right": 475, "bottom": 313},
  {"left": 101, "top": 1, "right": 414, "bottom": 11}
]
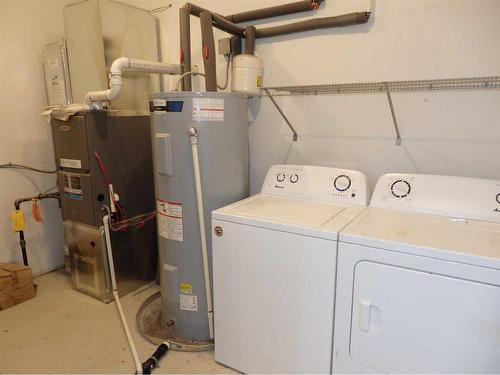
[{"left": 140, "top": 342, "right": 170, "bottom": 374}]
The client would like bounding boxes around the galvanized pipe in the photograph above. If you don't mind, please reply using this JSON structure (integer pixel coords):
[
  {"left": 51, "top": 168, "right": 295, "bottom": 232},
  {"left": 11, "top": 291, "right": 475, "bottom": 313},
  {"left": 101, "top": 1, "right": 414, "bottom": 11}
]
[
  {"left": 200, "top": 11, "right": 217, "bottom": 91},
  {"left": 244, "top": 26, "right": 256, "bottom": 55},
  {"left": 179, "top": 7, "right": 192, "bottom": 91},
  {"left": 255, "top": 12, "right": 371, "bottom": 38},
  {"left": 226, "top": 0, "right": 323, "bottom": 23}
]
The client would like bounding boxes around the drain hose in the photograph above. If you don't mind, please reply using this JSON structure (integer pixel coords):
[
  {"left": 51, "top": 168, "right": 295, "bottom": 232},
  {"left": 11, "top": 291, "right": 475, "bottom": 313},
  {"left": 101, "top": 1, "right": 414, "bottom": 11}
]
[{"left": 141, "top": 342, "right": 170, "bottom": 374}]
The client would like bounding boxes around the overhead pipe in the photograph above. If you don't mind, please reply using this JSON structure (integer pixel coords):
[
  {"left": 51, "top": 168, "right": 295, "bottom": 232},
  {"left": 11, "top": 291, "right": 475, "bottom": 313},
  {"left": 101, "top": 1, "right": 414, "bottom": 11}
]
[
  {"left": 184, "top": 2, "right": 219, "bottom": 18},
  {"left": 184, "top": 3, "right": 370, "bottom": 41},
  {"left": 181, "top": 2, "right": 370, "bottom": 96},
  {"left": 185, "top": 3, "right": 370, "bottom": 39},
  {"left": 186, "top": 1, "right": 323, "bottom": 25},
  {"left": 185, "top": 3, "right": 245, "bottom": 37},
  {"left": 200, "top": 12, "right": 217, "bottom": 91},
  {"left": 255, "top": 12, "right": 371, "bottom": 38},
  {"left": 230, "top": 36, "right": 242, "bottom": 60},
  {"left": 226, "top": 0, "right": 323, "bottom": 23},
  {"left": 85, "top": 57, "right": 181, "bottom": 108},
  {"left": 179, "top": 7, "right": 192, "bottom": 91},
  {"left": 210, "top": 12, "right": 245, "bottom": 37},
  {"left": 244, "top": 26, "right": 256, "bottom": 55}
]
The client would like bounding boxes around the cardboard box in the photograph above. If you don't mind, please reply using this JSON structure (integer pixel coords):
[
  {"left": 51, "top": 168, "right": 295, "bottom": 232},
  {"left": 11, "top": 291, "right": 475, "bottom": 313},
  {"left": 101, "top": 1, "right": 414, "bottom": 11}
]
[{"left": 0, "top": 263, "right": 36, "bottom": 311}]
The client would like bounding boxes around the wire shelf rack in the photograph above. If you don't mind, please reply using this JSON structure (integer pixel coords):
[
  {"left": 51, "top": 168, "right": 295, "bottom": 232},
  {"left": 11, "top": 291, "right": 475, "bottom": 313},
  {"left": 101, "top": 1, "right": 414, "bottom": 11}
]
[
  {"left": 264, "top": 76, "right": 500, "bottom": 96},
  {"left": 262, "top": 76, "right": 500, "bottom": 145}
]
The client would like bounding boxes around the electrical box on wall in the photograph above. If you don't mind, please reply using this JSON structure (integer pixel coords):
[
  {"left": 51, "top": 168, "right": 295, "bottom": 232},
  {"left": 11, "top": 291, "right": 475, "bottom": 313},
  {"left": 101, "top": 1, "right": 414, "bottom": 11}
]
[
  {"left": 218, "top": 37, "right": 231, "bottom": 56},
  {"left": 42, "top": 40, "right": 72, "bottom": 106}
]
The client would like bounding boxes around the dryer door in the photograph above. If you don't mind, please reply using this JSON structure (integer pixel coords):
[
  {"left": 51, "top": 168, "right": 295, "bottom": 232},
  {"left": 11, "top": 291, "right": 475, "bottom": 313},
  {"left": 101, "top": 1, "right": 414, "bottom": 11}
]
[{"left": 350, "top": 261, "right": 500, "bottom": 373}]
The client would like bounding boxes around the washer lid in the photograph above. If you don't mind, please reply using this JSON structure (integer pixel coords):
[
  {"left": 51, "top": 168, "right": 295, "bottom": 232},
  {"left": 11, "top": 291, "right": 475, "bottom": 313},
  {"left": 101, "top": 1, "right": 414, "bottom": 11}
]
[
  {"left": 340, "top": 207, "right": 500, "bottom": 269},
  {"left": 213, "top": 194, "right": 365, "bottom": 240}
]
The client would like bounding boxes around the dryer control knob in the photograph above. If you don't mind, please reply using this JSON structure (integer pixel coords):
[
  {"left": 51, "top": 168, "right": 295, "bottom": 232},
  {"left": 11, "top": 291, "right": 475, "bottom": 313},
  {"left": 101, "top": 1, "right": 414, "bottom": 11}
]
[
  {"left": 391, "top": 179, "right": 412, "bottom": 198},
  {"left": 496, "top": 193, "right": 500, "bottom": 204},
  {"left": 290, "top": 174, "right": 299, "bottom": 183},
  {"left": 276, "top": 173, "right": 286, "bottom": 182}
]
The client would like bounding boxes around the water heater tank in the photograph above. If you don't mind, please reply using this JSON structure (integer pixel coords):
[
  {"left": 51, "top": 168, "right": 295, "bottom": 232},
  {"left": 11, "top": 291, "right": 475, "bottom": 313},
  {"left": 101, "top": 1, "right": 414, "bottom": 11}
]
[{"left": 150, "top": 92, "right": 248, "bottom": 341}]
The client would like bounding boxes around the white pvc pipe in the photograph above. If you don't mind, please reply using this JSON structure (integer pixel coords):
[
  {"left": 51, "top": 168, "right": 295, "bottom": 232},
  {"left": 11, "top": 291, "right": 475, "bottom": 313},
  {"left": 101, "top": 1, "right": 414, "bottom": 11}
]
[
  {"left": 86, "top": 57, "right": 181, "bottom": 108},
  {"left": 189, "top": 128, "right": 214, "bottom": 340},
  {"left": 103, "top": 215, "right": 143, "bottom": 374}
]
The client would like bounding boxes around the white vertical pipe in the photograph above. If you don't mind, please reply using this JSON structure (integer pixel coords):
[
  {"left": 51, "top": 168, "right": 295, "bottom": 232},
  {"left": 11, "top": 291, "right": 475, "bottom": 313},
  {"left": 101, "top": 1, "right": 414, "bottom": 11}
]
[
  {"left": 103, "top": 215, "right": 143, "bottom": 374},
  {"left": 189, "top": 127, "right": 214, "bottom": 339}
]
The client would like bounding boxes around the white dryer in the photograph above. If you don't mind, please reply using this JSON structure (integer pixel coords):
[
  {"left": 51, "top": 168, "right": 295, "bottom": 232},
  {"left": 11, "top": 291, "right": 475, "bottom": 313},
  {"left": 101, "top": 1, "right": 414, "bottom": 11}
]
[
  {"left": 212, "top": 165, "right": 368, "bottom": 373},
  {"left": 333, "top": 173, "right": 500, "bottom": 374}
]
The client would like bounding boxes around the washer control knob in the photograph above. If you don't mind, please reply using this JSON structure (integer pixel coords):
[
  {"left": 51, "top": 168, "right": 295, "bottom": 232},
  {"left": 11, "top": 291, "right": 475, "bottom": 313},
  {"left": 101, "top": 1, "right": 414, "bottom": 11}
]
[
  {"left": 496, "top": 193, "right": 500, "bottom": 204},
  {"left": 276, "top": 173, "right": 286, "bottom": 182},
  {"left": 391, "top": 179, "right": 412, "bottom": 198},
  {"left": 334, "top": 175, "right": 352, "bottom": 192},
  {"left": 290, "top": 174, "right": 299, "bottom": 183}
]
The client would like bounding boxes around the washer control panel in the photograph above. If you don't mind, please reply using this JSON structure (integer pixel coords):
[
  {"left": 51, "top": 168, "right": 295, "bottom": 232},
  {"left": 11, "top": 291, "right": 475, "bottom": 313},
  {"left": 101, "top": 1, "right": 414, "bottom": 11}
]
[
  {"left": 261, "top": 165, "right": 368, "bottom": 205},
  {"left": 371, "top": 173, "right": 500, "bottom": 223}
]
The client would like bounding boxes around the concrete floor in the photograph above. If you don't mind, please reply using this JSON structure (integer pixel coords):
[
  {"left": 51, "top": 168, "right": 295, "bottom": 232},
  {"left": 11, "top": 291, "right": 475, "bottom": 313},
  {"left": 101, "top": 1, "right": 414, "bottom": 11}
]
[{"left": 0, "top": 269, "right": 234, "bottom": 374}]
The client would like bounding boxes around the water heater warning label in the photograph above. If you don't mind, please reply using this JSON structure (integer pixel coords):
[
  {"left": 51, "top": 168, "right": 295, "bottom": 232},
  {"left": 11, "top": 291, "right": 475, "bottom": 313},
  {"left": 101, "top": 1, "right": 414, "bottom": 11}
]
[
  {"left": 192, "top": 98, "right": 224, "bottom": 121},
  {"left": 157, "top": 199, "right": 183, "bottom": 241},
  {"left": 180, "top": 294, "right": 198, "bottom": 311}
]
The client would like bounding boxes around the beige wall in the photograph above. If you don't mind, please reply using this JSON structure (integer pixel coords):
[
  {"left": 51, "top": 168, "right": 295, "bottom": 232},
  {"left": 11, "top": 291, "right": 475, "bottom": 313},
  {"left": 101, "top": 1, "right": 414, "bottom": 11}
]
[{"left": 0, "top": 1, "right": 72, "bottom": 274}]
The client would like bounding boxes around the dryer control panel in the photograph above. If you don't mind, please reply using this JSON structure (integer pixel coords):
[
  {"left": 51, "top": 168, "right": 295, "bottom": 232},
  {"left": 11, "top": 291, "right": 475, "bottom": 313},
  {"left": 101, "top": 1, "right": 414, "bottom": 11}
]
[
  {"left": 261, "top": 165, "right": 368, "bottom": 206},
  {"left": 371, "top": 173, "right": 500, "bottom": 223}
]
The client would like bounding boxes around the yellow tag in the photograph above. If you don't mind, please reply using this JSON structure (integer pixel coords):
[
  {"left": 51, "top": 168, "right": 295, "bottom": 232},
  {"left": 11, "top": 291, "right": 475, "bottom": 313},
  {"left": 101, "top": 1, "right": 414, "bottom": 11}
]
[
  {"left": 180, "top": 283, "right": 193, "bottom": 294},
  {"left": 256, "top": 76, "right": 263, "bottom": 88},
  {"left": 11, "top": 210, "right": 25, "bottom": 232}
]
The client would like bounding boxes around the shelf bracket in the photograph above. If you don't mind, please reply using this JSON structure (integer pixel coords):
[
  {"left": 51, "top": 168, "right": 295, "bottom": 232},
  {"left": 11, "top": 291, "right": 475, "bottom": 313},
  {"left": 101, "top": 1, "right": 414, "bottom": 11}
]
[
  {"left": 263, "top": 88, "right": 298, "bottom": 141},
  {"left": 384, "top": 83, "right": 402, "bottom": 146}
]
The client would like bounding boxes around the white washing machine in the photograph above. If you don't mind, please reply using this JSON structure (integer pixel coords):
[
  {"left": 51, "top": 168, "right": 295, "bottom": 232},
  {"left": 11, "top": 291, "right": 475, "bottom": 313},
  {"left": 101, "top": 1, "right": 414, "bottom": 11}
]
[
  {"left": 212, "top": 165, "right": 368, "bottom": 373},
  {"left": 333, "top": 173, "right": 500, "bottom": 374}
]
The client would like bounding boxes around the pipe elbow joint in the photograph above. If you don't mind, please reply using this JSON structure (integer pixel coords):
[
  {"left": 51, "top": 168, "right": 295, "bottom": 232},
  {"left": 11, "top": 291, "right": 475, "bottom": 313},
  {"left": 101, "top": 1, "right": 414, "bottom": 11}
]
[
  {"left": 110, "top": 57, "right": 130, "bottom": 75},
  {"left": 107, "top": 86, "right": 121, "bottom": 101}
]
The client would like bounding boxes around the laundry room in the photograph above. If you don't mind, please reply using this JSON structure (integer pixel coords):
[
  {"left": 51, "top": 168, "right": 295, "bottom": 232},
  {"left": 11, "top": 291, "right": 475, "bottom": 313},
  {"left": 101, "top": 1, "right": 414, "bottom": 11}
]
[{"left": 0, "top": 0, "right": 499, "bottom": 373}]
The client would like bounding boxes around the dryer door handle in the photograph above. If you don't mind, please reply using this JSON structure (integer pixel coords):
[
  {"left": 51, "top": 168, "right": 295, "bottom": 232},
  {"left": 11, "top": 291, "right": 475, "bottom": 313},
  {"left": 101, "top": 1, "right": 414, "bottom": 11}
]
[{"left": 358, "top": 299, "right": 371, "bottom": 332}]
